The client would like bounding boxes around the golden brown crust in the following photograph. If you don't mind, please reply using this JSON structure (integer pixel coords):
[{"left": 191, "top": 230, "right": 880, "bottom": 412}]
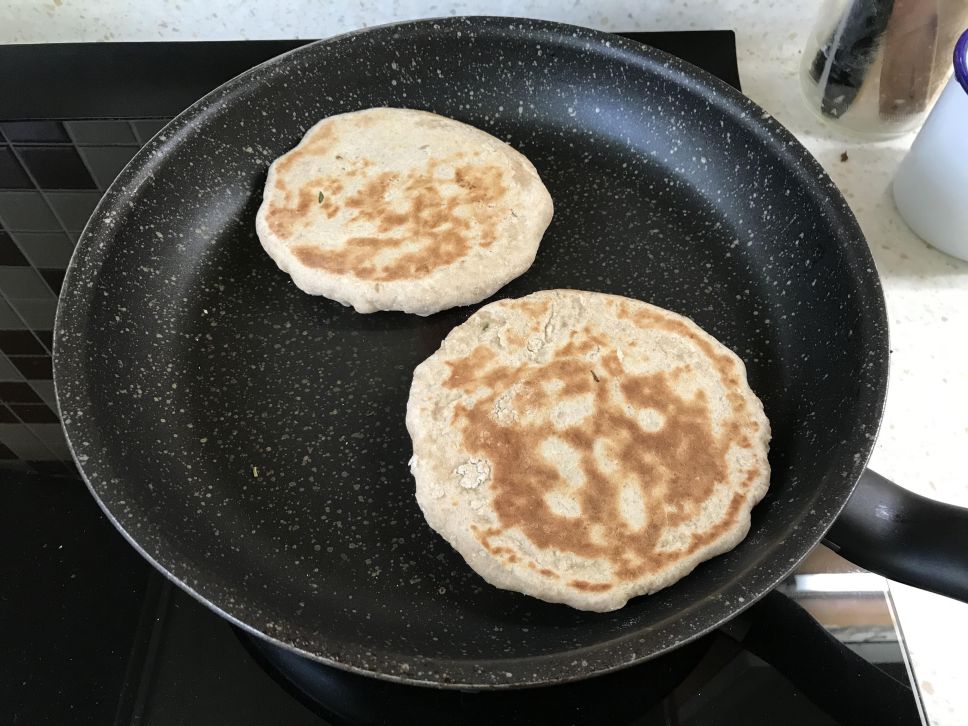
[
  {"left": 256, "top": 109, "right": 554, "bottom": 315},
  {"left": 435, "top": 296, "right": 765, "bottom": 596},
  {"left": 266, "top": 135, "right": 510, "bottom": 282},
  {"left": 408, "top": 291, "right": 771, "bottom": 609}
]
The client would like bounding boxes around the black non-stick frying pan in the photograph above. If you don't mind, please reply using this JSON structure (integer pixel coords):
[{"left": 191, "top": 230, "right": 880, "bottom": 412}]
[{"left": 54, "top": 17, "right": 968, "bottom": 689}]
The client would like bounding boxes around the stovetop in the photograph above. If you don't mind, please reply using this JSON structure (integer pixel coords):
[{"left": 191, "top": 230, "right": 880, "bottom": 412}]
[
  {"left": 7, "top": 470, "right": 923, "bottom": 725},
  {"left": 2, "top": 31, "right": 923, "bottom": 726}
]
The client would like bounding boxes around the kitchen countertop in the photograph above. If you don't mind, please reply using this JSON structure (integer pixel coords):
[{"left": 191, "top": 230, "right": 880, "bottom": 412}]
[{"left": 4, "top": 1, "right": 967, "bottom": 724}]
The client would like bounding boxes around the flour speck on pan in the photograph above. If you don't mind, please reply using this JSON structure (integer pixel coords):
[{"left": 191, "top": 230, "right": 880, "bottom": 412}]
[
  {"left": 407, "top": 290, "right": 771, "bottom": 611},
  {"left": 256, "top": 107, "right": 554, "bottom": 315}
]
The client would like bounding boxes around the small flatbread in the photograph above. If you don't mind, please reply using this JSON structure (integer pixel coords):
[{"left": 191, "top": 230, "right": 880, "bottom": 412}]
[
  {"left": 256, "top": 108, "right": 554, "bottom": 315},
  {"left": 406, "top": 290, "right": 771, "bottom": 611}
]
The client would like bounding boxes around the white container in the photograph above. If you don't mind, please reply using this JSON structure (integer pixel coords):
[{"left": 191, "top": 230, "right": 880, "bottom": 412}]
[{"left": 893, "top": 28, "right": 968, "bottom": 261}]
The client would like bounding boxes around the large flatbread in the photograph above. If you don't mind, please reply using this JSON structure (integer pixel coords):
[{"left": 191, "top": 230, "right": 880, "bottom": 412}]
[
  {"left": 256, "top": 108, "right": 554, "bottom": 315},
  {"left": 406, "top": 290, "right": 771, "bottom": 611}
]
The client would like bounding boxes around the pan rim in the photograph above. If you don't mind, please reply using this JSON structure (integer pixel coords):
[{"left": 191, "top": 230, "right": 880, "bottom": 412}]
[{"left": 53, "top": 15, "right": 889, "bottom": 688}]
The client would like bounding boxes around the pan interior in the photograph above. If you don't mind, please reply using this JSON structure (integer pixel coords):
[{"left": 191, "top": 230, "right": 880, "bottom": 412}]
[{"left": 56, "top": 18, "right": 886, "bottom": 686}]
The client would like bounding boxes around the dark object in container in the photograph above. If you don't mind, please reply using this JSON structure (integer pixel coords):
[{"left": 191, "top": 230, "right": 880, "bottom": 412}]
[
  {"left": 803, "top": 0, "right": 968, "bottom": 135},
  {"left": 808, "top": 0, "right": 896, "bottom": 117}
]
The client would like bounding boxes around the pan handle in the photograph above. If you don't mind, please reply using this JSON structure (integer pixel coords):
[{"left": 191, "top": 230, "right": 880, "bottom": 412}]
[{"left": 824, "top": 469, "right": 968, "bottom": 603}]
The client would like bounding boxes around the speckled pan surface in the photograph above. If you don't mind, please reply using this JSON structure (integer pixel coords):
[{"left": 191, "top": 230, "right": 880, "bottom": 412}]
[{"left": 54, "top": 17, "right": 888, "bottom": 688}]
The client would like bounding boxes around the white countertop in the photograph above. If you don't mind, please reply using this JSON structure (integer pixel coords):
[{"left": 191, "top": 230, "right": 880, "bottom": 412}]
[{"left": 5, "top": 1, "right": 967, "bottom": 723}]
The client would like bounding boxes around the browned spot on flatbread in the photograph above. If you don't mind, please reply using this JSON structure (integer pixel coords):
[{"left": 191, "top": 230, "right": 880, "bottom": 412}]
[
  {"left": 292, "top": 236, "right": 396, "bottom": 275},
  {"left": 442, "top": 315, "right": 758, "bottom": 593},
  {"left": 526, "top": 561, "right": 560, "bottom": 579},
  {"left": 272, "top": 151, "right": 509, "bottom": 281},
  {"left": 615, "top": 301, "right": 750, "bottom": 414},
  {"left": 273, "top": 121, "right": 336, "bottom": 177},
  {"left": 266, "top": 175, "right": 344, "bottom": 236},
  {"left": 569, "top": 580, "right": 614, "bottom": 592},
  {"left": 507, "top": 297, "right": 552, "bottom": 328},
  {"left": 482, "top": 542, "right": 520, "bottom": 564},
  {"left": 505, "top": 330, "right": 526, "bottom": 348}
]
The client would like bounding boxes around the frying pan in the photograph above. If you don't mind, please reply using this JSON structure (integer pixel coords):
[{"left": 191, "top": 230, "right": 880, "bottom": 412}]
[{"left": 54, "top": 17, "right": 968, "bottom": 688}]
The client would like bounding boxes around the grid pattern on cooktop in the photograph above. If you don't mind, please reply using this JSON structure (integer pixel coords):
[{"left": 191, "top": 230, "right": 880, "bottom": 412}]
[{"left": 0, "top": 118, "right": 169, "bottom": 474}]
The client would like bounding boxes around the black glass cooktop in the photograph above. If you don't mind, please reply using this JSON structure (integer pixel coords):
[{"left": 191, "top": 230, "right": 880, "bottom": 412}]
[
  {"left": 7, "top": 470, "right": 923, "bottom": 725},
  {"left": 2, "top": 31, "right": 923, "bottom": 726}
]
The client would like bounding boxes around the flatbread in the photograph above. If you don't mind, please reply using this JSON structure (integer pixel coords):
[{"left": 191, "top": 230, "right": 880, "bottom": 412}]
[
  {"left": 406, "top": 290, "right": 771, "bottom": 611},
  {"left": 255, "top": 108, "right": 554, "bottom": 315}
]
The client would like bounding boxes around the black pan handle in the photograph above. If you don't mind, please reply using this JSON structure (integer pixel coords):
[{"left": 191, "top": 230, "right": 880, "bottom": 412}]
[{"left": 825, "top": 469, "right": 968, "bottom": 602}]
